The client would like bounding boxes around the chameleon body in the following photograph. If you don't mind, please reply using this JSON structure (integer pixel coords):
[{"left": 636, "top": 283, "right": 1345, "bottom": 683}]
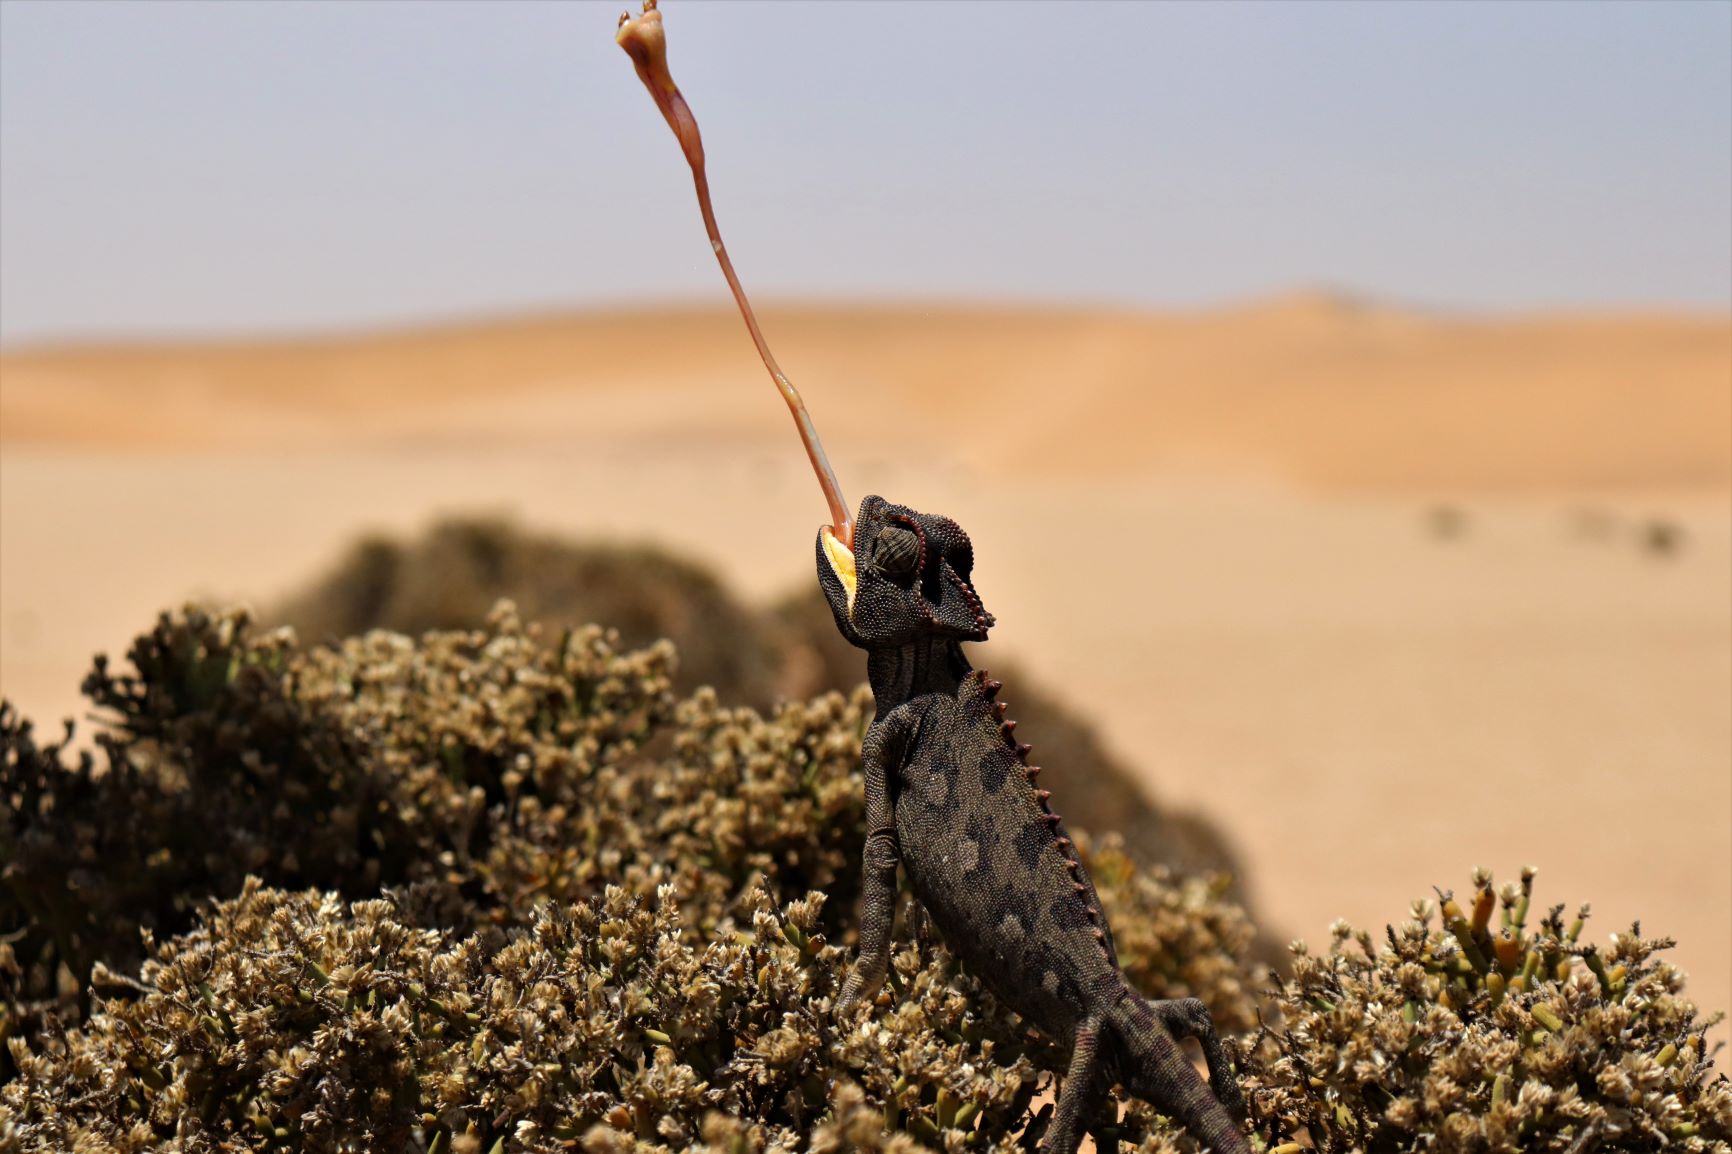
[{"left": 821, "top": 495, "right": 1250, "bottom": 1154}]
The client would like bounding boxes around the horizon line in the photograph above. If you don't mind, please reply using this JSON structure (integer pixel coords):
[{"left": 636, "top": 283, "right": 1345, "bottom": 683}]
[{"left": 6, "top": 287, "right": 1730, "bottom": 358}]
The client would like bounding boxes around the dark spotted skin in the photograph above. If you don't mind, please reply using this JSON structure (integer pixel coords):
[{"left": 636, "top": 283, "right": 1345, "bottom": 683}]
[
  {"left": 890, "top": 669, "right": 1110, "bottom": 1036},
  {"left": 821, "top": 496, "right": 1249, "bottom": 1154}
]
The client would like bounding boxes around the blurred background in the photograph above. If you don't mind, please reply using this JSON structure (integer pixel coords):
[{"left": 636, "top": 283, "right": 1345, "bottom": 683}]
[{"left": 2, "top": 0, "right": 1728, "bottom": 1039}]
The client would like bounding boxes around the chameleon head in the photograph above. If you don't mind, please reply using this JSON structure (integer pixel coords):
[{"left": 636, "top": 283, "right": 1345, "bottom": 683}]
[{"left": 817, "top": 495, "right": 995, "bottom": 649}]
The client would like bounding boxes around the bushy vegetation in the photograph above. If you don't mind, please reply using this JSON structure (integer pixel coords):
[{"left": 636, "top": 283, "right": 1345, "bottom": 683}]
[
  {"left": 2, "top": 603, "right": 1724, "bottom": 1153},
  {"left": 269, "top": 518, "right": 1255, "bottom": 894},
  {"left": 1, "top": 606, "right": 1257, "bottom": 1152},
  {"left": 1249, "top": 869, "right": 1728, "bottom": 1152},
  {"left": 272, "top": 519, "right": 784, "bottom": 709}
]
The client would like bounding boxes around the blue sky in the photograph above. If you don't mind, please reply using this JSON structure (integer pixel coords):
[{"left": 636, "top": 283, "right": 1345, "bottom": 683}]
[{"left": 1, "top": 0, "right": 1727, "bottom": 347}]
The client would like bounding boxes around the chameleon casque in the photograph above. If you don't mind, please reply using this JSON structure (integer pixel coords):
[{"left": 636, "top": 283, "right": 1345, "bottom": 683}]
[{"left": 616, "top": 5, "right": 1249, "bottom": 1151}]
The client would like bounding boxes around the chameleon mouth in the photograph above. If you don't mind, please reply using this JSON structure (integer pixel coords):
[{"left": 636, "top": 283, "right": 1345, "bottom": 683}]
[{"left": 821, "top": 527, "right": 858, "bottom": 614}]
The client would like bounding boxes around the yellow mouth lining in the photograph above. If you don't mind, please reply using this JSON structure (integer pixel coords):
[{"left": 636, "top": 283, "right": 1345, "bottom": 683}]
[{"left": 821, "top": 528, "right": 858, "bottom": 614}]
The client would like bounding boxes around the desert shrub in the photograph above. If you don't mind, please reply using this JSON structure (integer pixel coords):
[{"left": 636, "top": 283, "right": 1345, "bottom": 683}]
[
  {"left": 0, "top": 606, "right": 1261, "bottom": 1095},
  {"left": 1, "top": 874, "right": 1234, "bottom": 1154},
  {"left": 1243, "top": 867, "right": 1730, "bottom": 1153},
  {"left": 276, "top": 519, "right": 1257, "bottom": 894},
  {"left": 272, "top": 517, "right": 784, "bottom": 706},
  {"left": 0, "top": 605, "right": 680, "bottom": 1014},
  {"left": 0, "top": 604, "right": 854, "bottom": 1017},
  {"left": 2, "top": 617, "right": 374, "bottom": 1060},
  {"left": 3, "top": 864, "right": 1722, "bottom": 1154},
  {"left": 5, "top": 609, "right": 1723, "bottom": 1154}
]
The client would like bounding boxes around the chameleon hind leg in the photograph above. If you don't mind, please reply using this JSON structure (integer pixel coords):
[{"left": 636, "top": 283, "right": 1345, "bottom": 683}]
[
  {"left": 1149, "top": 997, "right": 1244, "bottom": 1121},
  {"left": 1038, "top": 1015, "right": 1106, "bottom": 1154},
  {"left": 1108, "top": 991, "right": 1249, "bottom": 1154}
]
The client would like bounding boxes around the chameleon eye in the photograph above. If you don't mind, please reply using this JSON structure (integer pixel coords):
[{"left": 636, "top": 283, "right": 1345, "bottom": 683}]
[{"left": 874, "top": 525, "right": 921, "bottom": 582}]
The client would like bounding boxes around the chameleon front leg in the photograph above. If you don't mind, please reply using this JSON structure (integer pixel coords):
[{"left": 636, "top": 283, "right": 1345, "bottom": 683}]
[
  {"left": 837, "top": 710, "right": 914, "bottom": 1014},
  {"left": 1040, "top": 1015, "right": 1106, "bottom": 1154}
]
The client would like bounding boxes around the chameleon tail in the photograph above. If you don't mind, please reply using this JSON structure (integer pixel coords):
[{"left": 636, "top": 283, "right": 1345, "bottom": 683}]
[{"left": 1104, "top": 988, "right": 1250, "bottom": 1154}]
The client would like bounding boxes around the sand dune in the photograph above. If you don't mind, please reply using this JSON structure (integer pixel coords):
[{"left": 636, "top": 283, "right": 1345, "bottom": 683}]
[
  {"left": 1, "top": 298, "right": 1727, "bottom": 1048},
  {"left": 4, "top": 295, "right": 1727, "bottom": 489}
]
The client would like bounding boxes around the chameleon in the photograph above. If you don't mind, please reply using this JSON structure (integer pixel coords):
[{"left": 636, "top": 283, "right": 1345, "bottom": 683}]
[
  {"left": 815, "top": 496, "right": 1250, "bottom": 1154},
  {"left": 615, "top": 5, "right": 1249, "bottom": 1152}
]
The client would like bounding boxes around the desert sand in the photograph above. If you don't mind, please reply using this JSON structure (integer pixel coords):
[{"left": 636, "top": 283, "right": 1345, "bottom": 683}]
[{"left": 2, "top": 298, "right": 1728, "bottom": 1046}]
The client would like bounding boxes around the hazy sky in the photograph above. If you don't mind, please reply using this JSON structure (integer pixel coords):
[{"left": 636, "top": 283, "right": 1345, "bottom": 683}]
[{"left": 1, "top": 0, "right": 1728, "bottom": 348}]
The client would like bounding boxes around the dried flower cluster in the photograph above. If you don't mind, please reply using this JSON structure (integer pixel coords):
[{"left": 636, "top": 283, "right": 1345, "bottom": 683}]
[
  {"left": 1, "top": 604, "right": 1261, "bottom": 1151},
  {"left": 1244, "top": 867, "right": 1730, "bottom": 1152},
  {"left": 2, "top": 879, "right": 1067, "bottom": 1153},
  {"left": 0, "top": 602, "right": 866, "bottom": 1034},
  {"left": 3, "top": 605, "right": 1725, "bottom": 1152}
]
